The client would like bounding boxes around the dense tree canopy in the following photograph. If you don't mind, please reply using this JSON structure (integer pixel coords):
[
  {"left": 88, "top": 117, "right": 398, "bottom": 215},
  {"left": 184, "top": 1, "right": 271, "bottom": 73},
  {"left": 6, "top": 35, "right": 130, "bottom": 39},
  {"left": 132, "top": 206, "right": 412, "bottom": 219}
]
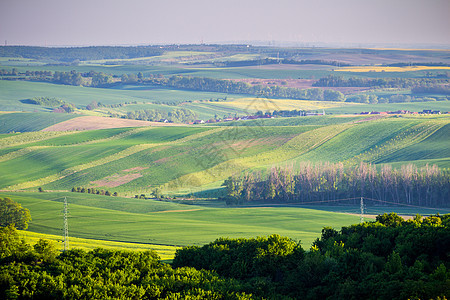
[
  {"left": 174, "top": 214, "right": 450, "bottom": 299},
  {"left": 0, "top": 198, "right": 31, "bottom": 230},
  {"left": 0, "top": 226, "right": 254, "bottom": 299}
]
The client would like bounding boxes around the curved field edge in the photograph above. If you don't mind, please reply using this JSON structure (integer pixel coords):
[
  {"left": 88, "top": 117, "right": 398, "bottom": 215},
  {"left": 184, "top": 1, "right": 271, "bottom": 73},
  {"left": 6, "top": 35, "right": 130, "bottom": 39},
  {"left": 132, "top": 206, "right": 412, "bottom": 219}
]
[{"left": 0, "top": 112, "right": 77, "bottom": 134}]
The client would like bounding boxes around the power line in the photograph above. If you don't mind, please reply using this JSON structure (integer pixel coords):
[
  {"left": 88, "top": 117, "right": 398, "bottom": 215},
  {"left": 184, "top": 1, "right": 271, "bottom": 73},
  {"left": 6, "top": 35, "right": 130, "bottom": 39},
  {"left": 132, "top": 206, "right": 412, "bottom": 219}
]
[
  {"left": 360, "top": 197, "right": 364, "bottom": 223},
  {"left": 363, "top": 197, "right": 444, "bottom": 211},
  {"left": 63, "top": 196, "right": 69, "bottom": 251}
]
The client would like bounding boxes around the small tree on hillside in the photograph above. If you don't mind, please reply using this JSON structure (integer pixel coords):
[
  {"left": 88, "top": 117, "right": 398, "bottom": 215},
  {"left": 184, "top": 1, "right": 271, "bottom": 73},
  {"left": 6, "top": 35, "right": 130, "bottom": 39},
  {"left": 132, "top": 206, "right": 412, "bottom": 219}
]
[
  {"left": 151, "top": 188, "right": 162, "bottom": 199},
  {"left": 0, "top": 198, "right": 32, "bottom": 230}
]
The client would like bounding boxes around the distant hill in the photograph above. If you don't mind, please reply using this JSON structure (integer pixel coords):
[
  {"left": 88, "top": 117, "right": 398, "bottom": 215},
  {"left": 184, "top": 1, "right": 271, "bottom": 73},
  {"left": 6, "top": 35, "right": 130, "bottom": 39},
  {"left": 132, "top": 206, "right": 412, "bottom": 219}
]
[{"left": 0, "top": 115, "right": 448, "bottom": 196}]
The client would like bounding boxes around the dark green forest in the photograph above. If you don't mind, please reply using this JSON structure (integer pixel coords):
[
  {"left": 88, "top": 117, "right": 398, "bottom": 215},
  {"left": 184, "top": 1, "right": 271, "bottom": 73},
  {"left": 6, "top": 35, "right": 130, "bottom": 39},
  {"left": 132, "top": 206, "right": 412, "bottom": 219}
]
[
  {"left": 174, "top": 213, "right": 450, "bottom": 299},
  {"left": 1, "top": 213, "right": 448, "bottom": 299}
]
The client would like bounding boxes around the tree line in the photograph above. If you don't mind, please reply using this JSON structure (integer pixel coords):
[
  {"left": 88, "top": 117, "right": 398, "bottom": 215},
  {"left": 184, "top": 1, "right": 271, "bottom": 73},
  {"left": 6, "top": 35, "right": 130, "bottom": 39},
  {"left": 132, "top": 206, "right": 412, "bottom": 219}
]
[
  {"left": 313, "top": 75, "right": 449, "bottom": 89},
  {"left": 0, "top": 46, "right": 164, "bottom": 62},
  {"left": 222, "top": 162, "right": 450, "bottom": 207},
  {"left": 27, "top": 97, "right": 66, "bottom": 107},
  {"left": 1, "top": 69, "right": 114, "bottom": 87},
  {"left": 71, "top": 187, "right": 118, "bottom": 197},
  {"left": 384, "top": 62, "right": 450, "bottom": 67},
  {"left": 214, "top": 58, "right": 351, "bottom": 68},
  {"left": 347, "top": 93, "right": 448, "bottom": 104},
  {"left": 156, "top": 75, "right": 346, "bottom": 101},
  {"left": 412, "top": 85, "right": 450, "bottom": 95},
  {"left": 10, "top": 69, "right": 346, "bottom": 102},
  {"left": 0, "top": 69, "right": 53, "bottom": 77},
  {"left": 26, "top": 96, "right": 76, "bottom": 113},
  {"left": 117, "top": 107, "right": 198, "bottom": 123}
]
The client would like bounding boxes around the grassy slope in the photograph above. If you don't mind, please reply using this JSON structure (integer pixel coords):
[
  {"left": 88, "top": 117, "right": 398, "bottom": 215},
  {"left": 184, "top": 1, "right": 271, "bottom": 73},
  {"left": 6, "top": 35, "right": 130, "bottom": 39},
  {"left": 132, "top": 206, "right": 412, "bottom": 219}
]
[
  {"left": 291, "top": 118, "right": 423, "bottom": 163},
  {"left": 0, "top": 126, "right": 212, "bottom": 190},
  {"left": 374, "top": 122, "right": 450, "bottom": 167},
  {"left": 0, "top": 112, "right": 77, "bottom": 133}
]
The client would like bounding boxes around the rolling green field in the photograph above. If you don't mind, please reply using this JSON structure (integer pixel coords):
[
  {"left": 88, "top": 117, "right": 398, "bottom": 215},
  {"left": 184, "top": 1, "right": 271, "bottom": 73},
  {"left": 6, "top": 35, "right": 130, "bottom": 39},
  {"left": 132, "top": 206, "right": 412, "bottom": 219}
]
[
  {"left": 3, "top": 191, "right": 448, "bottom": 260},
  {"left": 0, "top": 112, "right": 77, "bottom": 133},
  {"left": 1, "top": 192, "right": 363, "bottom": 251},
  {"left": 0, "top": 115, "right": 448, "bottom": 195}
]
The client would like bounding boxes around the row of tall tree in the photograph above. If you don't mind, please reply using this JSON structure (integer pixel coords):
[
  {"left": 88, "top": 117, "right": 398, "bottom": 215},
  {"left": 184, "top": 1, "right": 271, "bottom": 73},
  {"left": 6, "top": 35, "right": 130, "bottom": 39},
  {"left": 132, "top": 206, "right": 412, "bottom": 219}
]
[
  {"left": 347, "top": 93, "right": 448, "bottom": 104},
  {"left": 313, "top": 75, "right": 448, "bottom": 89},
  {"left": 122, "top": 108, "right": 198, "bottom": 123},
  {"left": 222, "top": 162, "right": 450, "bottom": 207},
  {"left": 0, "top": 69, "right": 52, "bottom": 77},
  {"left": 71, "top": 187, "right": 118, "bottom": 197},
  {"left": 1, "top": 69, "right": 114, "bottom": 87}
]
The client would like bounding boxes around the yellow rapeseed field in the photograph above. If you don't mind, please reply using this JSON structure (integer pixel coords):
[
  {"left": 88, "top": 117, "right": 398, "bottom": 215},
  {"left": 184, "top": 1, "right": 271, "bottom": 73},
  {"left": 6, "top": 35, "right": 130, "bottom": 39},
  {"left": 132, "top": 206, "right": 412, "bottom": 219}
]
[
  {"left": 221, "top": 97, "right": 349, "bottom": 112},
  {"left": 19, "top": 230, "right": 179, "bottom": 260}
]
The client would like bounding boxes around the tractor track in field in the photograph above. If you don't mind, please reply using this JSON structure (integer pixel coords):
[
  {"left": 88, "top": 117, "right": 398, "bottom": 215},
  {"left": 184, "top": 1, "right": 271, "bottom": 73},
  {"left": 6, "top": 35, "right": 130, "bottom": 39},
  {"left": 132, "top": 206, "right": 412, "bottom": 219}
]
[
  {"left": 345, "top": 120, "right": 445, "bottom": 165},
  {"left": 1, "top": 127, "right": 226, "bottom": 191}
]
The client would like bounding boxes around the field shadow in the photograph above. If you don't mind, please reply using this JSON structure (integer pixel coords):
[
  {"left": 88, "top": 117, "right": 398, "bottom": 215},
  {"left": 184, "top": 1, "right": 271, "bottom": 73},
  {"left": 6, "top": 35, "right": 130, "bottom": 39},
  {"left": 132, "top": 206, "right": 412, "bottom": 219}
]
[{"left": 19, "top": 99, "right": 36, "bottom": 104}]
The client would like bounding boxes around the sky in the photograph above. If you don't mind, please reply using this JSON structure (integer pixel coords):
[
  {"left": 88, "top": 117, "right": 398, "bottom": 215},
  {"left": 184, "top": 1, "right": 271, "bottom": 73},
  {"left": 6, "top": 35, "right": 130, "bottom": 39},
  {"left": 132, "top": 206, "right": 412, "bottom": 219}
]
[{"left": 0, "top": 0, "right": 449, "bottom": 47}]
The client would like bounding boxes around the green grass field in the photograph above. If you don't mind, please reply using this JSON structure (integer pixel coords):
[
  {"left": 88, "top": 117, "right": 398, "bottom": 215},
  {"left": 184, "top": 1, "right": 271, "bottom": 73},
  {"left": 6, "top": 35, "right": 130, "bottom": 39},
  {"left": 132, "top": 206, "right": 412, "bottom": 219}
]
[
  {"left": 4, "top": 191, "right": 448, "bottom": 259},
  {"left": 374, "top": 122, "right": 450, "bottom": 167},
  {"left": 0, "top": 80, "right": 237, "bottom": 109},
  {"left": 2, "top": 192, "right": 363, "bottom": 251},
  {"left": 0, "top": 112, "right": 77, "bottom": 133}
]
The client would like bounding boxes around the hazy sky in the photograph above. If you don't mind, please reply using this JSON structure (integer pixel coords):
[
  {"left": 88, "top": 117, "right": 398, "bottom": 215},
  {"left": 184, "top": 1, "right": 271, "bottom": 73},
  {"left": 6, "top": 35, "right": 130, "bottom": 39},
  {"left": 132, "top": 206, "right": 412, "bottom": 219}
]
[{"left": 0, "top": 0, "right": 449, "bottom": 47}]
